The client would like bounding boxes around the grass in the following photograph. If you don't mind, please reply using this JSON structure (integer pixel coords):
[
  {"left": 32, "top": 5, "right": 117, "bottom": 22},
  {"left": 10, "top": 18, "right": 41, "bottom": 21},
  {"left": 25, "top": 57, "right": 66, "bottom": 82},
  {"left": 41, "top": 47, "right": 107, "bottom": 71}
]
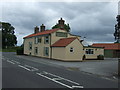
[{"left": 2, "top": 49, "right": 16, "bottom": 52}]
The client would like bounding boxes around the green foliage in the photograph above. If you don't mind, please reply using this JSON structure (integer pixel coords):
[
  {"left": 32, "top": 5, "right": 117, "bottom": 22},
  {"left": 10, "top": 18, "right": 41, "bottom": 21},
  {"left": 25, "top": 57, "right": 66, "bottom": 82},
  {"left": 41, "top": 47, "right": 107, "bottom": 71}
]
[
  {"left": 2, "top": 47, "right": 17, "bottom": 52},
  {"left": 2, "top": 22, "right": 17, "bottom": 49},
  {"left": 52, "top": 24, "right": 70, "bottom": 32},
  {"left": 114, "top": 15, "right": 120, "bottom": 43},
  {"left": 16, "top": 45, "right": 24, "bottom": 55}
]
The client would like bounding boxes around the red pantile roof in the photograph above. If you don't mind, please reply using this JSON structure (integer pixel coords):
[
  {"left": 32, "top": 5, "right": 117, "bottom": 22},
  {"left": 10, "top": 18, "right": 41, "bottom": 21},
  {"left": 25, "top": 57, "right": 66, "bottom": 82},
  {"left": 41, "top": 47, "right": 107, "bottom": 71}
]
[
  {"left": 92, "top": 43, "right": 120, "bottom": 50},
  {"left": 51, "top": 37, "right": 77, "bottom": 47},
  {"left": 23, "top": 28, "right": 60, "bottom": 39}
]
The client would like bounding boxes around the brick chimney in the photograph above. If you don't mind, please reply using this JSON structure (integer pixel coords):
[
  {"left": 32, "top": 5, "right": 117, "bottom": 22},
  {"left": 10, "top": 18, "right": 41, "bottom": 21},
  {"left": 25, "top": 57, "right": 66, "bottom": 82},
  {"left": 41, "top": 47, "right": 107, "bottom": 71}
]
[
  {"left": 58, "top": 18, "right": 65, "bottom": 25},
  {"left": 58, "top": 18, "right": 65, "bottom": 29},
  {"left": 40, "top": 24, "right": 45, "bottom": 32},
  {"left": 34, "top": 26, "right": 39, "bottom": 34}
]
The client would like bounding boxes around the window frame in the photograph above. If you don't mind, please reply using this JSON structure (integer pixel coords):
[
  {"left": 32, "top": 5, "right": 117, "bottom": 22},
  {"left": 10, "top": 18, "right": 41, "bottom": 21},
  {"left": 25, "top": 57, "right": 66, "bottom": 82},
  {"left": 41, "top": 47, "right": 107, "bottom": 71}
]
[
  {"left": 85, "top": 49, "right": 94, "bottom": 54},
  {"left": 35, "top": 37, "right": 38, "bottom": 44},
  {"left": 34, "top": 47, "right": 38, "bottom": 55},
  {"left": 44, "top": 47, "right": 49, "bottom": 56},
  {"left": 44, "top": 36, "right": 49, "bottom": 44},
  {"left": 56, "top": 32, "right": 68, "bottom": 37},
  {"left": 70, "top": 47, "right": 74, "bottom": 53},
  {"left": 29, "top": 42, "right": 32, "bottom": 50}
]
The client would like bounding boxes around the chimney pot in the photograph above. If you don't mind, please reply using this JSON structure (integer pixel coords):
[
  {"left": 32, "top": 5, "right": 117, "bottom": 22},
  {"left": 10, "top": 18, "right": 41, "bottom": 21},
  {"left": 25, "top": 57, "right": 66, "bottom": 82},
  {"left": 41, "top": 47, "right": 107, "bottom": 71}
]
[
  {"left": 40, "top": 24, "right": 45, "bottom": 32},
  {"left": 34, "top": 26, "right": 39, "bottom": 34}
]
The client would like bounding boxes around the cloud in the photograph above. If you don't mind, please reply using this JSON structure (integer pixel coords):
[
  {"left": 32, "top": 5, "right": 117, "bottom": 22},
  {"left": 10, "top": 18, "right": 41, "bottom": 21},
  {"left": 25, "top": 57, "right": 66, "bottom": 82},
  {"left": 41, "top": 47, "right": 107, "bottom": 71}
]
[{"left": 1, "top": 2, "right": 118, "bottom": 45}]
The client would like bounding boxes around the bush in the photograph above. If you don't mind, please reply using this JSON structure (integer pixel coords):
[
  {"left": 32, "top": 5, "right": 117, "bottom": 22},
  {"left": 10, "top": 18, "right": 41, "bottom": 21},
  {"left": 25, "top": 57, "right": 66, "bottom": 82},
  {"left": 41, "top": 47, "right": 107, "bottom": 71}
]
[
  {"left": 97, "top": 55, "right": 104, "bottom": 60},
  {"left": 16, "top": 47, "right": 24, "bottom": 55}
]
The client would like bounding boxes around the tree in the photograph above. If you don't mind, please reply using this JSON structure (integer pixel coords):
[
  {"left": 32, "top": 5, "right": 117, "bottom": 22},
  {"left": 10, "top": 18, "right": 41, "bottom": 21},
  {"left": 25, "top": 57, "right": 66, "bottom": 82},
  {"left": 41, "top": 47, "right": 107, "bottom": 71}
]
[
  {"left": 114, "top": 15, "right": 120, "bottom": 43},
  {"left": 52, "top": 23, "right": 71, "bottom": 32},
  {"left": 114, "top": 15, "right": 120, "bottom": 76},
  {"left": 2, "top": 22, "right": 17, "bottom": 49}
]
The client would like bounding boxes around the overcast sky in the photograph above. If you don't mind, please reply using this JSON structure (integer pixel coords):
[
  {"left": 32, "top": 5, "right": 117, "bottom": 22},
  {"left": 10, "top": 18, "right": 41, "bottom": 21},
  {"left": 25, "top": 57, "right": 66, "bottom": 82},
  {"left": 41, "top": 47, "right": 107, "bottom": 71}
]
[{"left": 1, "top": 1, "right": 118, "bottom": 45}]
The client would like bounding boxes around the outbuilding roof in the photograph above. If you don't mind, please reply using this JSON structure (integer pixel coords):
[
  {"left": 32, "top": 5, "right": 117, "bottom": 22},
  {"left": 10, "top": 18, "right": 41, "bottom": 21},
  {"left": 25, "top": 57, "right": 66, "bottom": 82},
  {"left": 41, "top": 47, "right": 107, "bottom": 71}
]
[
  {"left": 51, "top": 37, "right": 77, "bottom": 47},
  {"left": 23, "top": 28, "right": 60, "bottom": 39},
  {"left": 92, "top": 43, "right": 120, "bottom": 50}
]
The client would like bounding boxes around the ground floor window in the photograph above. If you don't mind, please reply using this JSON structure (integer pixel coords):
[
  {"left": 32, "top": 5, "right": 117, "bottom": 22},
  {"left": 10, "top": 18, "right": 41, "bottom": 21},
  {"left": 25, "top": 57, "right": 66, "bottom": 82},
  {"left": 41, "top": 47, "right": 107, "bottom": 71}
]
[
  {"left": 86, "top": 49, "right": 94, "bottom": 54},
  {"left": 44, "top": 47, "right": 49, "bottom": 56},
  {"left": 34, "top": 47, "right": 38, "bottom": 54}
]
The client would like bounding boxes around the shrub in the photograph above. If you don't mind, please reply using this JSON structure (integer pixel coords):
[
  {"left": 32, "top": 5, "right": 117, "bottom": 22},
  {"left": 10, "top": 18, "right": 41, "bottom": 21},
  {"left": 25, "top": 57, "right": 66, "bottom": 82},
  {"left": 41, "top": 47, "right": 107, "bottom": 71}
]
[
  {"left": 97, "top": 55, "right": 104, "bottom": 60},
  {"left": 16, "top": 47, "right": 24, "bottom": 55}
]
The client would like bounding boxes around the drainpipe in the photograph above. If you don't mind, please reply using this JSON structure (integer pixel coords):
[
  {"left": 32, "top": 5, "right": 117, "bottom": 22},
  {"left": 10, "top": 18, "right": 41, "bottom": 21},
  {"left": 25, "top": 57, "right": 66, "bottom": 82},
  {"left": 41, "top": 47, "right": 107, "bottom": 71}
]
[
  {"left": 118, "top": 52, "right": 120, "bottom": 76},
  {"left": 50, "top": 34, "right": 52, "bottom": 59}
]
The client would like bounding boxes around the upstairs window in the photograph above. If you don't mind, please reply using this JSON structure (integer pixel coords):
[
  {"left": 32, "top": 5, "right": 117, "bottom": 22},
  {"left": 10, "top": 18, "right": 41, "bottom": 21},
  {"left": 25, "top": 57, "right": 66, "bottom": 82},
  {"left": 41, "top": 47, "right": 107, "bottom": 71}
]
[
  {"left": 29, "top": 42, "right": 32, "bottom": 50},
  {"left": 70, "top": 47, "right": 74, "bottom": 52},
  {"left": 86, "top": 49, "right": 94, "bottom": 54},
  {"left": 35, "top": 37, "right": 38, "bottom": 44},
  {"left": 56, "top": 32, "right": 68, "bottom": 37},
  {"left": 38, "top": 37, "right": 42, "bottom": 43},
  {"left": 35, "top": 37, "right": 42, "bottom": 44},
  {"left": 44, "top": 36, "right": 49, "bottom": 44}
]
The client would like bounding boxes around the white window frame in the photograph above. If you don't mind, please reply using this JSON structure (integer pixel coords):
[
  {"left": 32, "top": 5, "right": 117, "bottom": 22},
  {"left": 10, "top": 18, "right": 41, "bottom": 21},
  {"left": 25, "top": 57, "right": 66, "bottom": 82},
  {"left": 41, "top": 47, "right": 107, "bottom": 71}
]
[
  {"left": 29, "top": 42, "right": 32, "bottom": 50},
  {"left": 70, "top": 47, "right": 74, "bottom": 52},
  {"left": 44, "top": 47, "right": 49, "bottom": 56},
  {"left": 44, "top": 36, "right": 49, "bottom": 44},
  {"left": 35, "top": 37, "right": 38, "bottom": 44},
  {"left": 85, "top": 49, "right": 94, "bottom": 54}
]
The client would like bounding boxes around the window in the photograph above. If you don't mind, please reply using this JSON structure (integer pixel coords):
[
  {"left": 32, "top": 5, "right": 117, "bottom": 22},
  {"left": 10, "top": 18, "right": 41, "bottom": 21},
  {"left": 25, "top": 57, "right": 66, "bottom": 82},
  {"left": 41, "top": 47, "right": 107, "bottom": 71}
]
[
  {"left": 35, "top": 37, "right": 38, "bottom": 44},
  {"left": 44, "top": 36, "right": 49, "bottom": 44},
  {"left": 56, "top": 32, "right": 68, "bottom": 37},
  {"left": 29, "top": 42, "right": 32, "bottom": 50},
  {"left": 70, "top": 47, "right": 74, "bottom": 52},
  {"left": 44, "top": 47, "right": 49, "bottom": 56},
  {"left": 34, "top": 47, "right": 38, "bottom": 54},
  {"left": 86, "top": 49, "right": 94, "bottom": 54},
  {"left": 38, "top": 37, "right": 41, "bottom": 43}
]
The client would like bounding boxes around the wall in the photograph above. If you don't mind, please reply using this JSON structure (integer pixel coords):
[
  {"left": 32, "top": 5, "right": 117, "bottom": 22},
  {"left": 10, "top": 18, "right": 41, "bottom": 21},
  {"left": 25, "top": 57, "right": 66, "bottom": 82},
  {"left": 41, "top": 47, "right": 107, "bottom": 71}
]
[
  {"left": 104, "top": 50, "right": 113, "bottom": 58},
  {"left": 24, "top": 35, "right": 51, "bottom": 58},
  {"left": 84, "top": 47, "right": 104, "bottom": 59},
  {"left": 65, "top": 39, "right": 84, "bottom": 61},
  {"left": 51, "top": 47, "right": 66, "bottom": 60},
  {"left": 51, "top": 29, "right": 67, "bottom": 45},
  {"left": 68, "top": 33, "right": 81, "bottom": 40}
]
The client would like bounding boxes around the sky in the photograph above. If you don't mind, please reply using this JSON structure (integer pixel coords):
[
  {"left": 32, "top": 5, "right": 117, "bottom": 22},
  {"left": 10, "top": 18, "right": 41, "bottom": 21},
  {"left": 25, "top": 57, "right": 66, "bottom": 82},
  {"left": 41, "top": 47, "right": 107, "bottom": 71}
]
[{"left": 1, "top": 0, "right": 118, "bottom": 46}]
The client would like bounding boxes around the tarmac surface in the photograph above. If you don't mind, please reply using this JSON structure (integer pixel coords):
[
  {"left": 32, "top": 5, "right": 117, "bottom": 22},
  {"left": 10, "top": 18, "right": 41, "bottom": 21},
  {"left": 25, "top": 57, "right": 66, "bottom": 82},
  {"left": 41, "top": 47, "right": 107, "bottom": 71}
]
[
  {"left": 2, "top": 52, "right": 118, "bottom": 88},
  {"left": 14, "top": 53, "right": 118, "bottom": 80}
]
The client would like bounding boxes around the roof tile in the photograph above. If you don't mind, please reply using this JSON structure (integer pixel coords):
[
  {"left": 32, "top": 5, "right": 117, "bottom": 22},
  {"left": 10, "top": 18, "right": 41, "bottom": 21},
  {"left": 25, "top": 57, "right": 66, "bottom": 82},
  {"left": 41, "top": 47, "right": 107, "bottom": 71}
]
[
  {"left": 51, "top": 37, "right": 77, "bottom": 47},
  {"left": 23, "top": 28, "right": 60, "bottom": 39},
  {"left": 92, "top": 43, "right": 120, "bottom": 50}
]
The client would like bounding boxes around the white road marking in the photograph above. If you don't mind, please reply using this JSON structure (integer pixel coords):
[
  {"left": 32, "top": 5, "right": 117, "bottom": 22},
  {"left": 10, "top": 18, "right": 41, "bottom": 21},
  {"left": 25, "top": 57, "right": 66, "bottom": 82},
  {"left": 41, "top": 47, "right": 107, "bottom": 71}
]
[
  {"left": 53, "top": 78, "right": 62, "bottom": 80},
  {"left": 11, "top": 60, "right": 20, "bottom": 64},
  {"left": 36, "top": 72, "right": 83, "bottom": 89},
  {"left": 72, "top": 85, "right": 83, "bottom": 88},
  {"left": 24, "top": 64, "right": 38, "bottom": 71},
  {"left": 7, "top": 60, "right": 15, "bottom": 64},
  {"left": 18, "top": 65, "right": 31, "bottom": 71},
  {"left": 36, "top": 72, "right": 73, "bottom": 88},
  {"left": 43, "top": 71, "right": 80, "bottom": 85}
]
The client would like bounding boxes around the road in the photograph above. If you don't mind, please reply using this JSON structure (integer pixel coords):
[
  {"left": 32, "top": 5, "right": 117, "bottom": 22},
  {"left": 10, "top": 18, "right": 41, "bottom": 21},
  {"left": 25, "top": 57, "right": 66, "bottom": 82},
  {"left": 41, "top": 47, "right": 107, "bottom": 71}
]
[{"left": 2, "top": 52, "right": 118, "bottom": 88}]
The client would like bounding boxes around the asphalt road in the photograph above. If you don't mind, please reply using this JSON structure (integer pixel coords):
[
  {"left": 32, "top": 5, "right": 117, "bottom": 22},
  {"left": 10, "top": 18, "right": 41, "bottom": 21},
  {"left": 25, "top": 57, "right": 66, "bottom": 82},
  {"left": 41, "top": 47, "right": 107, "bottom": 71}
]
[{"left": 2, "top": 52, "right": 118, "bottom": 88}]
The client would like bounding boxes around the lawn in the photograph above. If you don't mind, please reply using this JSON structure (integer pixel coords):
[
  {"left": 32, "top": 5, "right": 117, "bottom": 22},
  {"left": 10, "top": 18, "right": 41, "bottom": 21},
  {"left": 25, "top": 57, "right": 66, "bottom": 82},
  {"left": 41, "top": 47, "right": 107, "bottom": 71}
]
[{"left": 2, "top": 49, "right": 16, "bottom": 52}]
